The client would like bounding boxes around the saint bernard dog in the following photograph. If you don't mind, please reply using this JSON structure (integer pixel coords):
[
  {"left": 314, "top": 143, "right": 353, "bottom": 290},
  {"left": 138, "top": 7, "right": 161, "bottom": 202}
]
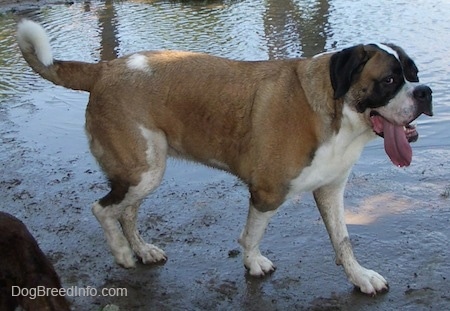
[{"left": 17, "top": 19, "right": 432, "bottom": 295}]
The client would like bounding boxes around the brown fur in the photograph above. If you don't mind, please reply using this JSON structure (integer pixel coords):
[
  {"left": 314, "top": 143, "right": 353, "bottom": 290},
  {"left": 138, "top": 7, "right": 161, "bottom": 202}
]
[
  {"left": 0, "top": 212, "right": 70, "bottom": 311},
  {"left": 27, "top": 51, "right": 338, "bottom": 211}
]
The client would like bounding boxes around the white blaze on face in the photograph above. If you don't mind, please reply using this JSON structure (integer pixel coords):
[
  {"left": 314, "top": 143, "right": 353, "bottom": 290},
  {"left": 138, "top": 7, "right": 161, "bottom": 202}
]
[
  {"left": 126, "top": 53, "right": 152, "bottom": 73},
  {"left": 373, "top": 43, "right": 400, "bottom": 61}
]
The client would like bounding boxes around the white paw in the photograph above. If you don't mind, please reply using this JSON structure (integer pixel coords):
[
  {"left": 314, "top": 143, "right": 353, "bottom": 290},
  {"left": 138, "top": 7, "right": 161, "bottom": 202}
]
[
  {"left": 349, "top": 266, "right": 389, "bottom": 296},
  {"left": 244, "top": 253, "right": 276, "bottom": 276},
  {"left": 136, "top": 244, "right": 167, "bottom": 264},
  {"left": 113, "top": 246, "right": 136, "bottom": 268}
]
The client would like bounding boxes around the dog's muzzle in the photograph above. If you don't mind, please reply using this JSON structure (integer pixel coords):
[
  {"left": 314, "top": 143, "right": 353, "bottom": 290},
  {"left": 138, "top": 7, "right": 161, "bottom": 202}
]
[
  {"left": 413, "top": 84, "right": 433, "bottom": 117},
  {"left": 370, "top": 84, "right": 433, "bottom": 168}
]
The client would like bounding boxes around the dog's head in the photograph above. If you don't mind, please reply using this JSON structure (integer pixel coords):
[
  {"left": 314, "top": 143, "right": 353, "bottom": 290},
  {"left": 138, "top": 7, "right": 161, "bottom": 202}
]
[{"left": 329, "top": 43, "right": 433, "bottom": 167}]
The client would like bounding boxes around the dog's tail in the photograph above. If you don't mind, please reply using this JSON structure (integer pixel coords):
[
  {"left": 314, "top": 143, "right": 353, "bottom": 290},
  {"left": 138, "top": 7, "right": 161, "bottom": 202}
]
[{"left": 17, "top": 19, "right": 100, "bottom": 92}]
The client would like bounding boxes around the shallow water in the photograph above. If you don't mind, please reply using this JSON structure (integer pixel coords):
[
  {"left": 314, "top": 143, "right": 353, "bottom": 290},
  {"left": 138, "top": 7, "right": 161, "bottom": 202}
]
[{"left": 0, "top": 0, "right": 449, "bottom": 310}]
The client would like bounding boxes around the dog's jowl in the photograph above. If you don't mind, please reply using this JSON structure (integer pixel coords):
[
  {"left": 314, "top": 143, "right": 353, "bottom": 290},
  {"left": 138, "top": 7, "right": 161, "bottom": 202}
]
[{"left": 16, "top": 19, "right": 432, "bottom": 295}]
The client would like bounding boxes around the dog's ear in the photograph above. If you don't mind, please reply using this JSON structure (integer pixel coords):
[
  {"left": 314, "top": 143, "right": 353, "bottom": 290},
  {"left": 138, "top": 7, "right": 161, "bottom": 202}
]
[
  {"left": 330, "top": 45, "right": 369, "bottom": 99},
  {"left": 384, "top": 43, "right": 419, "bottom": 82}
]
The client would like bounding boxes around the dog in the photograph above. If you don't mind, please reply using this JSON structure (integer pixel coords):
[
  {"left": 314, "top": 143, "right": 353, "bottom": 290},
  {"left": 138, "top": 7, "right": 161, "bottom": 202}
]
[
  {"left": 16, "top": 19, "right": 432, "bottom": 295},
  {"left": 0, "top": 212, "right": 70, "bottom": 310}
]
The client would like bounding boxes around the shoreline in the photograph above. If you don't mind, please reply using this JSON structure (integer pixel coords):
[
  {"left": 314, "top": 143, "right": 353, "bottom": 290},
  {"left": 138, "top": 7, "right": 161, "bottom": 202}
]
[{"left": 0, "top": 0, "right": 72, "bottom": 14}]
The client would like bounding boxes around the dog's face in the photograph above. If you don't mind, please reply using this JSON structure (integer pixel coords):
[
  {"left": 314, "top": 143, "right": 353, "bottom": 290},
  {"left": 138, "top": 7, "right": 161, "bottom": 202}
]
[{"left": 329, "top": 43, "right": 433, "bottom": 166}]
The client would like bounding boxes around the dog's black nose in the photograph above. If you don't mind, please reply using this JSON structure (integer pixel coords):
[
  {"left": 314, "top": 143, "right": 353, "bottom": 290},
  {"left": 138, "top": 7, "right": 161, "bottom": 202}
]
[{"left": 413, "top": 85, "right": 433, "bottom": 116}]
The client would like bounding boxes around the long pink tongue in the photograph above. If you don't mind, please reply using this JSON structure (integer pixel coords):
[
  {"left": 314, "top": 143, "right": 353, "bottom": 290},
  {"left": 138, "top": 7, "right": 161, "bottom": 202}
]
[{"left": 383, "top": 120, "right": 412, "bottom": 167}]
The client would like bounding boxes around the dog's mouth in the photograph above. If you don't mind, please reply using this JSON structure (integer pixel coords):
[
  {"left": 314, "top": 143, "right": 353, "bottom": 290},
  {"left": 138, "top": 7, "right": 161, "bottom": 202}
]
[{"left": 369, "top": 111, "right": 419, "bottom": 167}]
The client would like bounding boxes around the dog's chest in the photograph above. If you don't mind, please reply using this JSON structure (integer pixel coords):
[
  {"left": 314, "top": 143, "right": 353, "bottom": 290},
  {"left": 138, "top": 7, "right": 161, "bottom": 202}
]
[{"left": 287, "top": 126, "right": 372, "bottom": 197}]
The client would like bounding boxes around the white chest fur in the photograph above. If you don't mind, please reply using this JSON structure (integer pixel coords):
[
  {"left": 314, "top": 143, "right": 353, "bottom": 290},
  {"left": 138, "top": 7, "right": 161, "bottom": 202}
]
[{"left": 287, "top": 106, "right": 375, "bottom": 198}]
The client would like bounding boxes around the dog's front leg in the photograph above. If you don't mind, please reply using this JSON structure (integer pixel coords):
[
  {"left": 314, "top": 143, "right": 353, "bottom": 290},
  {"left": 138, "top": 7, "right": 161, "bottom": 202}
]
[
  {"left": 239, "top": 204, "right": 277, "bottom": 276},
  {"left": 313, "top": 179, "right": 389, "bottom": 296}
]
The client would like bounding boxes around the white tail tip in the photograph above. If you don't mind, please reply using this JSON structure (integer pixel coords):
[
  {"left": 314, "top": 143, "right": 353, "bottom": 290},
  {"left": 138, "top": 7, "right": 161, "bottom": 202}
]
[{"left": 17, "top": 19, "right": 53, "bottom": 66}]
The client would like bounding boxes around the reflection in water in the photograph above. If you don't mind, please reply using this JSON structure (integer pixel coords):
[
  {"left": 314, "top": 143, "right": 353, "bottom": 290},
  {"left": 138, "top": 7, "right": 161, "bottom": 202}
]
[
  {"left": 345, "top": 193, "right": 413, "bottom": 225},
  {"left": 98, "top": 0, "right": 119, "bottom": 60},
  {"left": 78, "top": 0, "right": 331, "bottom": 61},
  {"left": 264, "top": 0, "right": 330, "bottom": 58}
]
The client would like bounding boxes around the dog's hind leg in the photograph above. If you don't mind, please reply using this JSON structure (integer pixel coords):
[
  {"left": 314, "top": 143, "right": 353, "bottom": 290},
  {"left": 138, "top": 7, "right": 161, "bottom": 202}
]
[
  {"left": 118, "top": 128, "right": 168, "bottom": 264},
  {"left": 90, "top": 125, "right": 167, "bottom": 268},
  {"left": 92, "top": 201, "right": 135, "bottom": 268},
  {"left": 119, "top": 202, "right": 167, "bottom": 264}
]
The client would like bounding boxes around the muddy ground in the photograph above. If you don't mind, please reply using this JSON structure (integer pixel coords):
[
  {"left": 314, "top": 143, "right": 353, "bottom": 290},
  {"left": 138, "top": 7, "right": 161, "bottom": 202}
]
[{"left": 1, "top": 1, "right": 450, "bottom": 310}]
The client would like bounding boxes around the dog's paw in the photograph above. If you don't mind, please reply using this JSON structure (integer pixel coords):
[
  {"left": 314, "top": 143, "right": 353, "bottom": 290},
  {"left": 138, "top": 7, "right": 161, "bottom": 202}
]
[
  {"left": 244, "top": 254, "right": 276, "bottom": 277},
  {"left": 136, "top": 244, "right": 167, "bottom": 264},
  {"left": 114, "top": 247, "right": 137, "bottom": 268},
  {"left": 349, "top": 266, "right": 389, "bottom": 296}
]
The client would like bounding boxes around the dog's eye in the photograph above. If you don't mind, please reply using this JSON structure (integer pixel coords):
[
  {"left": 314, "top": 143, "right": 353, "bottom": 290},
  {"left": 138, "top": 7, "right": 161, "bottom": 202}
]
[{"left": 384, "top": 76, "right": 394, "bottom": 84}]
